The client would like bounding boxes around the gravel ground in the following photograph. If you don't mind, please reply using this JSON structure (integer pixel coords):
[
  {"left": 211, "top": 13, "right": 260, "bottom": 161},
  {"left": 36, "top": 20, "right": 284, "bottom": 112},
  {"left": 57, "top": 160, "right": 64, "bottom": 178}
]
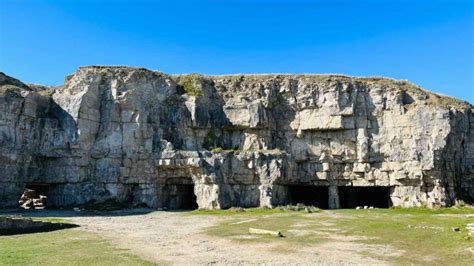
[{"left": 2, "top": 209, "right": 398, "bottom": 265}]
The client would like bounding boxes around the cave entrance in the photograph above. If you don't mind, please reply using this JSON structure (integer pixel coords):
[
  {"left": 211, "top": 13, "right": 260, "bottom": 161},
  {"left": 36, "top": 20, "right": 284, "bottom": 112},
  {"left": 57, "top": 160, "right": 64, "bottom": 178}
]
[
  {"left": 25, "top": 184, "right": 50, "bottom": 197},
  {"left": 19, "top": 183, "right": 51, "bottom": 209},
  {"left": 338, "top": 186, "right": 391, "bottom": 208},
  {"left": 126, "top": 183, "right": 140, "bottom": 206},
  {"left": 287, "top": 185, "right": 329, "bottom": 209},
  {"left": 165, "top": 178, "right": 198, "bottom": 210},
  {"left": 167, "top": 184, "right": 198, "bottom": 210}
]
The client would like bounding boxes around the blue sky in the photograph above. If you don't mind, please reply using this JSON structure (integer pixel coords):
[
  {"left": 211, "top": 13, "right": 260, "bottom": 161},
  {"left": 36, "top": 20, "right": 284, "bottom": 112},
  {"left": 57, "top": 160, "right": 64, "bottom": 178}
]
[{"left": 0, "top": 0, "right": 473, "bottom": 103}]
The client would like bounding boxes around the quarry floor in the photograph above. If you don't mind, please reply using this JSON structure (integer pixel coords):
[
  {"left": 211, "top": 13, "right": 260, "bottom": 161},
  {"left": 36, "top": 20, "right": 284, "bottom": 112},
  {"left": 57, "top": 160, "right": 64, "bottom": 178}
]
[
  {"left": 66, "top": 210, "right": 390, "bottom": 265},
  {"left": 1, "top": 208, "right": 473, "bottom": 265}
]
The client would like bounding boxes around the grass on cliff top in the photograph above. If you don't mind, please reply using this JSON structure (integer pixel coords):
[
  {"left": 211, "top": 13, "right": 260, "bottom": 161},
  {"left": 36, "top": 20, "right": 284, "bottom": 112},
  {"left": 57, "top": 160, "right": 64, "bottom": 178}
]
[
  {"left": 201, "top": 207, "right": 474, "bottom": 264},
  {"left": 0, "top": 85, "right": 26, "bottom": 97},
  {"left": 0, "top": 228, "right": 153, "bottom": 265},
  {"left": 174, "top": 73, "right": 203, "bottom": 96},
  {"left": 209, "top": 74, "right": 471, "bottom": 108}
]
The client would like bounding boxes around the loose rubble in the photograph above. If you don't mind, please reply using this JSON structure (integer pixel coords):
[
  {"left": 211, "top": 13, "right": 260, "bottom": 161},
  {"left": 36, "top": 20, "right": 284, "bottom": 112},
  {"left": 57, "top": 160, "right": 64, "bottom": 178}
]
[{"left": 18, "top": 189, "right": 47, "bottom": 209}]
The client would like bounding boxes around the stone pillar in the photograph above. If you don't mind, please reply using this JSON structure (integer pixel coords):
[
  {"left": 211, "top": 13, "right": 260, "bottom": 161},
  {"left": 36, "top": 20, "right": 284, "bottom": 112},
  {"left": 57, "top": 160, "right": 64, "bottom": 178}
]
[
  {"left": 328, "top": 185, "right": 340, "bottom": 209},
  {"left": 259, "top": 184, "right": 273, "bottom": 208}
]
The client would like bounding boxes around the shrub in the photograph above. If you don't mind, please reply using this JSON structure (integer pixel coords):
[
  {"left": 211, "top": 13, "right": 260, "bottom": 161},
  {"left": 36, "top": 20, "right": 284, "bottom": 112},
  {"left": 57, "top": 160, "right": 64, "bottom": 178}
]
[{"left": 178, "top": 74, "right": 202, "bottom": 96}]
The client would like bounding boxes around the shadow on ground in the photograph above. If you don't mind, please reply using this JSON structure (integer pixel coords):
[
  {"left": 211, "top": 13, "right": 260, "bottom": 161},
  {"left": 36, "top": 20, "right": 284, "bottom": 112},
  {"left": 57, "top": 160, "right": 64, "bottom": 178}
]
[
  {"left": 0, "top": 216, "right": 79, "bottom": 236},
  {"left": 0, "top": 207, "right": 156, "bottom": 219}
]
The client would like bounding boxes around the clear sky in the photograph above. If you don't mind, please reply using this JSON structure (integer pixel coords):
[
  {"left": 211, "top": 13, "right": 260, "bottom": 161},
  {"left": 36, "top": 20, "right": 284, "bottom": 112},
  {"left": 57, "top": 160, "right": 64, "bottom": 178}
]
[{"left": 1, "top": 0, "right": 473, "bottom": 103}]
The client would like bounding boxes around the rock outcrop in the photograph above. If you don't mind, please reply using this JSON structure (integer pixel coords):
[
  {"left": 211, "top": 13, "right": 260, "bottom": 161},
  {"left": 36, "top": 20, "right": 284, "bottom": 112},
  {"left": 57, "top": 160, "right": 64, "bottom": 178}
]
[{"left": 0, "top": 66, "right": 473, "bottom": 209}]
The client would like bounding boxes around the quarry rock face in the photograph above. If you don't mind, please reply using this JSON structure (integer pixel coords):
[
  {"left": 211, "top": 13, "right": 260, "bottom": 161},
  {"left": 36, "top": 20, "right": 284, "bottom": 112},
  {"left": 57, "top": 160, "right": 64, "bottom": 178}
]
[{"left": 0, "top": 66, "right": 473, "bottom": 209}]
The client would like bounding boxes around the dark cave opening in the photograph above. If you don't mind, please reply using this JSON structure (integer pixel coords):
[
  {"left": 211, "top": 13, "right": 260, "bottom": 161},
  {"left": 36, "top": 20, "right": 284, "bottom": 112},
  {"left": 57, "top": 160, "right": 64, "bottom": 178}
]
[
  {"left": 126, "top": 183, "right": 140, "bottom": 205},
  {"left": 18, "top": 183, "right": 52, "bottom": 209},
  {"left": 338, "top": 186, "right": 391, "bottom": 208},
  {"left": 24, "top": 184, "right": 50, "bottom": 197},
  {"left": 166, "top": 184, "right": 198, "bottom": 210},
  {"left": 287, "top": 185, "right": 329, "bottom": 209}
]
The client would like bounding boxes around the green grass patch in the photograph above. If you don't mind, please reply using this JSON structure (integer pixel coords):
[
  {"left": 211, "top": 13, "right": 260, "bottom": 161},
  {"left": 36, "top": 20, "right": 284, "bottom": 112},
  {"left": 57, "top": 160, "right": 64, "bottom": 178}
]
[
  {"left": 339, "top": 206, "right": 474, "bottom": 215},
  {"left": 0, "top": 228, "right": 153, "bottom": 265},
  {"left": 30, "top": 217, "right": 70, "bottom": 224},
  {"left": 176, "top": 74, "right": 203, "bottom": 96},
  {"left": 202, "top": 208, "right": 474, "bottom": 264},
  {"left": 0, "top": 85, "right": 24, "bottom": 97},
  {"left": 191, "top": 207, "right": 284, "bottom": 216},
  {"left": 205, "top": 213, "right": 329, "bottom": 246},
  {"left": 332, "top": 209, "right": 473, "bottom": 264},
  {"left": 190, "top": 206, "right": 319, "bottom": 216}
]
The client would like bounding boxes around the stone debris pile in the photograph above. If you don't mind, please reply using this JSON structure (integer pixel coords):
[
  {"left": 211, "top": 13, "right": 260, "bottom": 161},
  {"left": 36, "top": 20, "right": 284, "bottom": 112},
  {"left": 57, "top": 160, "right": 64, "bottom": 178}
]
[{"left": 18, "top": 189, "right": 47, "bottom": 209}]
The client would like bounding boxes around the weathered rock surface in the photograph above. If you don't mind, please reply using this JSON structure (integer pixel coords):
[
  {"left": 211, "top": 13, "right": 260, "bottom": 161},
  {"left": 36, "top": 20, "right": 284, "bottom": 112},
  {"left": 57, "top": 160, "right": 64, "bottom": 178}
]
[{"left": 0, "top": 67, "right": 472, "bottom": 209}]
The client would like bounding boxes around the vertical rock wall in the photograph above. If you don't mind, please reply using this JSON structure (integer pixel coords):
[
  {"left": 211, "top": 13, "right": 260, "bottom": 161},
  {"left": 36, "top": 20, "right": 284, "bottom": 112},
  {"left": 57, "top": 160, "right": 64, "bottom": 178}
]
[{"left": 0, "top": 67, "right": 472, "bottom": 209}]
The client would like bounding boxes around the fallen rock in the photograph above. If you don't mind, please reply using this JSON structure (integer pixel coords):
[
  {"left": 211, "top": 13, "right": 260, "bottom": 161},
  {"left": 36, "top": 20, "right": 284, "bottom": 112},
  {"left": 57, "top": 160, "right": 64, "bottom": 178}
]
[
  {"left": 18, "top": 189, "right": 47, "bottom": 209},
  {"left": 249, "top": 228, "right": 283, "bottom": 237}
]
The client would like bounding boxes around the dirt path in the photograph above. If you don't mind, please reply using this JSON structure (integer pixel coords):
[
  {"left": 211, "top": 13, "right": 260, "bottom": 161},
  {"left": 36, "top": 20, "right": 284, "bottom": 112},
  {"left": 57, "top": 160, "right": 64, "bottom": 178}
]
[{"left": 57, "top": 210, "right": 399, "bottom": 265}]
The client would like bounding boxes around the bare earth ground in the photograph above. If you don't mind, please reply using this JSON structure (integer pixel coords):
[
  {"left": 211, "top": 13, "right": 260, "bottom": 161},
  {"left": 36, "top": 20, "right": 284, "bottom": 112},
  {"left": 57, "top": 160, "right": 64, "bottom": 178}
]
[{"left": 50, "top": 210, "right": 401, "bottom": 265}]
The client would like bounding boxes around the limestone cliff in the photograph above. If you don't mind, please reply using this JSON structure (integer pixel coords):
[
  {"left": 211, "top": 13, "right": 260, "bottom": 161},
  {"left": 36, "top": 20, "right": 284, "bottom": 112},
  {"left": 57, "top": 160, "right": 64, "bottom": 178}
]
[{"left": 0, "top": 66, "right": 472, "bottom": 209}]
